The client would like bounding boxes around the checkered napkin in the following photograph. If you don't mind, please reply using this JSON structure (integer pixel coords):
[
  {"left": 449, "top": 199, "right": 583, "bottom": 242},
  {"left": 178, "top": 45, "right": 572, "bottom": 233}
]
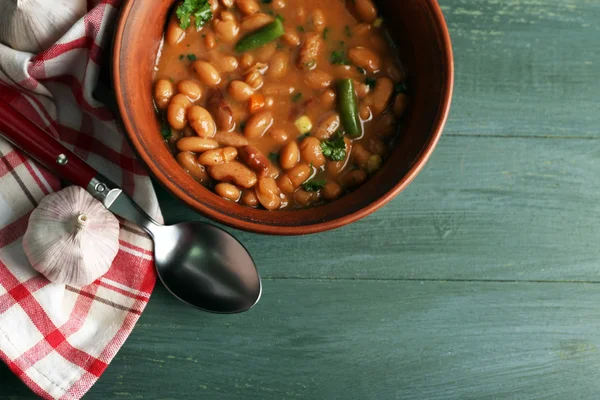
[{"left": 0, "top": 0, "right": 162, "bottom": 398}]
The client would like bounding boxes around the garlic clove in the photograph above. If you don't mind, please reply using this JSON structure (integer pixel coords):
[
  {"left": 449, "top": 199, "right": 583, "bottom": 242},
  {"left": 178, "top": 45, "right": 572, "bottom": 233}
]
[
  {"left": 23, "top": 186, "right": 120, "bottom": 287},
  {"left": 0, "top": 0, "right": 87, "bottom": 53}
]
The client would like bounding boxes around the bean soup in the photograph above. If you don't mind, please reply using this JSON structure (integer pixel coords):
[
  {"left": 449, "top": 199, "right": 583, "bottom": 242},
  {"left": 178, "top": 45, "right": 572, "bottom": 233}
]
[{"left": 153, "top": 0, "right": 408, "bottom": 210}]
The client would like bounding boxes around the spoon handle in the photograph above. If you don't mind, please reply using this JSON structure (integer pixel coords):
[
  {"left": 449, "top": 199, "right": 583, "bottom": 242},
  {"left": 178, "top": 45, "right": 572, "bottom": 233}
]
[{"left": 0, "top": 87, "right": 97, "bottom": 188}]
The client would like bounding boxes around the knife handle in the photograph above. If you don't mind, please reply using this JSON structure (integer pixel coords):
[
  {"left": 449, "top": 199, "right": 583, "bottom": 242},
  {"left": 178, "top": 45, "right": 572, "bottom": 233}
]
[{"left": 0, "top": 91, "right": 97, "bottom": 189}]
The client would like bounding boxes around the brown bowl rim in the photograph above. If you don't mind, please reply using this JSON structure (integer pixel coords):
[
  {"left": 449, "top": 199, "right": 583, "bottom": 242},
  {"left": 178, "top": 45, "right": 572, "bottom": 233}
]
[{"left": 112, "top": 0, "right": 454, "bottom": 236}]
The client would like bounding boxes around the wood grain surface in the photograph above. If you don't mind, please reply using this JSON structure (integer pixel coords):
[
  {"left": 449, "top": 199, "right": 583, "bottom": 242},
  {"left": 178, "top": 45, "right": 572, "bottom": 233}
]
[{"left": 2, "top": 0, "right": 600, "bottom": 398}]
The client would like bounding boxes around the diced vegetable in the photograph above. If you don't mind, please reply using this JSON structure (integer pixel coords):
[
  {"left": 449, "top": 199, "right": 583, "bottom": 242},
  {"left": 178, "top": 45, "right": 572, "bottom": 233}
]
[
  {"left": 337, "top": 79, "right": 361, "bottom": 137},
  {"left": 294, "top": 115, "right": 313, "bottom": 134},
  {"left": 176, "top": 0, "right": 213, "bottom": 30},
  {"left": 235, "top": 17, "right": 285, "bottom": 53},
  {"left": 367, "top": 154, "right": 382, "bottom": 173},
  {"left": 249, "top": 93, "right": 265, "bottom": 113}
]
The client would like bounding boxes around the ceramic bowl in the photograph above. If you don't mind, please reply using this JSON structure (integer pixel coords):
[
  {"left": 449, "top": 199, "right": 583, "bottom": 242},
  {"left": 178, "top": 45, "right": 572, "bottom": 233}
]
[{"left": 112, "top": 0, "right": 454, "bottom": 235}]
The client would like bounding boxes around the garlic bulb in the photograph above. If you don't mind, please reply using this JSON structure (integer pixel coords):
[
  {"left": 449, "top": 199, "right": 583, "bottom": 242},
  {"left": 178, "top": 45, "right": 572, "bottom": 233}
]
[
  {"left": 0, "top": 0, "right": 87, "bottom": 53},
  {"left": 23, "top": 186, "right": 120, "bottom": 287}
]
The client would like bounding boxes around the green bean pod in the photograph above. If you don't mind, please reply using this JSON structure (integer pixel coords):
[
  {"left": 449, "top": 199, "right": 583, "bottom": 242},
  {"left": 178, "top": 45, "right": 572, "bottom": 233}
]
[
  {"left": 235, "top": 17, "right": 285, "bottom": 53},
  {"left": 337, "top": 79, "right": 362, "bottom": 137}
]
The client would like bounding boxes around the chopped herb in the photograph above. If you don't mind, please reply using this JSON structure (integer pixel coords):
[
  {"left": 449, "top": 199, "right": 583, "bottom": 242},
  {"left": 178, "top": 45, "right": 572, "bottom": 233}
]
[
  {"left": 267, "top": 10, "right": 275, "bottom": 16},
  {"left": 179, "top": 54, "right": 185, "bottom": 60},
  {"left": 261, "top": 0, "right": 273, "bottom": 3},
  {"left": 394, "top": 82, "right": 408, "bottom": 95},
  {"left": 322, "top": 27, "right": 330, "bottom": 40},
  {"left": 268, "top": 152, "right": 279, "bottom": 163},
  {"left": 202, "top": 34, "right": 206, "bottom": 38},
  {"left": 302, "top": 178, "right": 327, "bottom": 192},
  {"left": 344, "top": 25, "right": 352, "bottom": 37},
  {"left": 292, "top": 92, "right": 303, "bottom": 102},
  {"left": 176, "top": 0, "right": 213, "bottom": 30},
  {"left": 365, "top": 76, "right": 377, "bottom": 89},
  {"left": 298, "top": 132, "right": 310, "bottom": 141},
  {"left": 240, "top": 121, "right": 247, "bottom": 131},
  {"left": 330, "top": 50, "right": 350, "bottom": 65},
  {"left": 357, "top": 67, "right": 366, "bottom": 75},
  {"left": 297, "top": 25, "right": 305, "bottom": 32},
  {"left": 187, "top": 54, "right": 197, "bottom": 61},
  {"left": 160, "top": 122, "right": 172, "bottom": 140},
  {"left": 320, "top": 132, "right": 347, "bottom": 161},
  {"left": 276, "top": 41, "right": 284, "bottom": 50}
]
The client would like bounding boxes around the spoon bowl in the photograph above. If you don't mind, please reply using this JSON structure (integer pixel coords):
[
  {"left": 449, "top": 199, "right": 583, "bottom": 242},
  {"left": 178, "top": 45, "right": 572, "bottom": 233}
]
[{"left": 151, "top": 222, "right": 261, "bottom": 313}]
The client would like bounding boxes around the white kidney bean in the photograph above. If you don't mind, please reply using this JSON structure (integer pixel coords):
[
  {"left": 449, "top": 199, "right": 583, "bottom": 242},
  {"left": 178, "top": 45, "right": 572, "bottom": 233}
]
[
  {"left": 241, "top": 13, "right": 273, "bottom": 32},
  {"left": 228, "top": 80, "right": 254, "bottom": 102},
  {"left": 352, "top": 143, "right": 372, "bottom": 168},
  {"left": 215, "top": 183, "right": 241, "bottom": 201},
  {"left": 154, "top": 79, "right": 174, "bottom": 109},
  {"left": 294, "top": 190, "right": 319, "bottom": 207},
  {"left": 209, "top": 161, "right": 258, "bottom": 189},
  {"left": 282, "top": 28, "right": 300, "bottom": 47},
  {"left": 256, "top": 177, "right": 281, "bottom": 210},
  {"left": 177, "top": 80, "right": 202, "bottom": 101},
  {"left": 363, "top": 77, "right": 394, "bottom": 116},
  {"left": 241, "top": 189, "right": 259, "bottom": 207},
  {"left": 166, "top": 20, "right": 185, "bottom": 45},
  {"left": 244, "top": 111, "right": 273, "bottom": 139},
  {"left": 320, "top": 89, "right": 336, "bottom": 110},
  {"left": 244, "top": 70, "right": 264, "bottom": 90},
  {"left": 340, "top": 169, "right": 367, "bottom": 189},
  {"left": 268, "top": 128, "right": 290, "bottom": 144},
  {"left": 214, "top": 19, "right": 239, "bottom": 42},
  {"left": 304, "top": 70, "right": 333, "bottom": 89},
  {"left": 236, "top": 0, "right": 260, "bottom": 15},
  {"left": 348, "top": 47, "right": 382, "bottom": 73},
  {"left": 268, "top": 52, "right": 289, "bottom": 79},
  {"left": 192, "top": 61, "right": 222, "bottom": 86},
  {"left": 204, "top": 31, "right": 216, "bottom": 49},
  {"left": 313, "top": 112, "right": 340, "bottom": 140},
  {"left": 188, "top": 106, "right": 216, "bottom": 138},
  {"left": 286, "top": 163, "right": 311, "bottom": 187},
  {"left": 351, "top": 0, "right": 377, "bottom": 23},
  {"left": 322, "top": 182, "right": 343, "bottom": 201},
  {"left": 177, "top": 152, "right": 210, "bottom": 185},
  {"left": 177, "top": 137, "right": 220, "bottom": 153},
  {"left": 299, "top": 136, "right": 325, "bottom": 168},
  {"left": 198, "top": 147, "right": 238, "bottom": 166},
  {"left": 308, "top": 9, "right": 326, "bottom": 33},
  {"left": 279, "top": 141, "right": 300, "bottom": 170},
  {"left": 213, "top": 131, "right": 249, "bottom": 147}
]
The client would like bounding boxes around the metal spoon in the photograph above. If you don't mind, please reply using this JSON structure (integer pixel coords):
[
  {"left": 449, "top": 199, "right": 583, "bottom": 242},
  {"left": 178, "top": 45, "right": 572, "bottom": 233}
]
[{"left": 0, "top": 94, "right": 261, "bottom": 314}]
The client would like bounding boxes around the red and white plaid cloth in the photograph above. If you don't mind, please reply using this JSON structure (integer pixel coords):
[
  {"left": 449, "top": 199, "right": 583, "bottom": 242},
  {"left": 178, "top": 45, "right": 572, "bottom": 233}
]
[{"left": 0, "top": 0, "right": 161, "bottom": 398}]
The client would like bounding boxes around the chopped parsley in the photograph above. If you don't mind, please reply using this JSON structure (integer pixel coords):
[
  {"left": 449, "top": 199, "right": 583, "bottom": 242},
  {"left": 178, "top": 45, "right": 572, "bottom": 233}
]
[
  {"left": 160, "top": 121, "right": 172, "bottom": 140},
  {"left": 176, "top": 0, "right": 213, "bottom": 30},
  {"left": 292, "top": 92, "right": 303, "bottom": 102},
  {"left": 320, "top": 132, "right": 347, "bottom": 161},
  {"left": 268, "top": 152, "right": 279, "bottom": 164},
  {"left": 261, "top": 0, "right": 273, "bottom": 3},
  {"left": 179, "top": 54, "right": 185, "bottom": 60},
  {"left": 330, "top": 50, "right": 350, "bottom": 65},
  {"left": 297, "top": 26, "right": 305, "bottom": 32},
  {"left": 322, "top": 27, "right": 330, "bottom": 40},
  {"left": 187, "top": 54, "right": 197, "bottom": 61},
  {"left": 365, "top": 76, "right": 377, "bottom": 89},
  {"left": 357, "top": 67, "right": 366, "bottom": 75},
  {"left": 302, "top": 178, "right": 327, "bottom": 192}
]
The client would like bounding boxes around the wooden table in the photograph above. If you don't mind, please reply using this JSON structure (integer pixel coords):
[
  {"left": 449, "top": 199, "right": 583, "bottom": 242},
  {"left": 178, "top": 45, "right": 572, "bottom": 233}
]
[{"left": 2, "top": 0, "right": 600, "bottom": 398}]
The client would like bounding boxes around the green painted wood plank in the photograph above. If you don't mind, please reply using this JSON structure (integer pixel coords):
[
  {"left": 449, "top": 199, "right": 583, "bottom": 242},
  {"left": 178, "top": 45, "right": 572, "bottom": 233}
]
[
  {"left": 155, "top": 135, "right": 600, "bottom": 282},
  {"left": 3, "top": 280, "right": 600, "bottom": 399},
  {"left": 440, "top": 0, "right": 600, "bottom": 137}
]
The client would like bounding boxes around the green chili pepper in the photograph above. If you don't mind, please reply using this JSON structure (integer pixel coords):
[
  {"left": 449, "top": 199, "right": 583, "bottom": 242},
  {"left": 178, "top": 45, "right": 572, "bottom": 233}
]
[
  {"left": 235, "top": 17, "right": 285, "bottom": 53},
  {"left": 337, "top": 79, "right": 361, "bottom": 137}
]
